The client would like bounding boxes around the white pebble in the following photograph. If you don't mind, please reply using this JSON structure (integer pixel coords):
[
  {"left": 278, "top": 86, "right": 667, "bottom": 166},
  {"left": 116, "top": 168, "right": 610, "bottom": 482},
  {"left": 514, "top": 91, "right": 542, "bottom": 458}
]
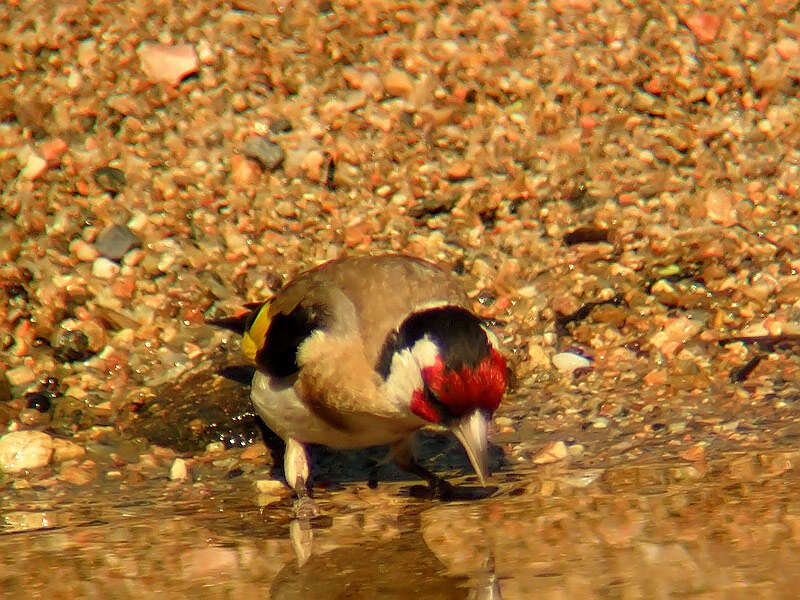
[
  {"left": 0, "top": 431, "right": 54, "bottom": 473},
  {"left": 21, "top": 153, "right": 47, "bottom": 180},
  {"left": 169, "top": 457, "right": 189, "bottom": 481},
  {"left": 552, "top": 351, "right": 592, "bottom": 373},
  {"left": 92, "top": 257, "right": 121, "bottom": 279}
]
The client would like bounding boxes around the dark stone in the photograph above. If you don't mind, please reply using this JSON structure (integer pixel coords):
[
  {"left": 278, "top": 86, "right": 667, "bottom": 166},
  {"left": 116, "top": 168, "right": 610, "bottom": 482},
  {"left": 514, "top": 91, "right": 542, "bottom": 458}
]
[
  {"left": 52, "top": 330, "right": 94, "bottom": 363},
  {"left": 0, "top": 370, "right": 11, "bottom": 402},
  {"left": 93, "top": 166, "right": 126, "bottom": 193},
  {"left": 25, "top": 392, "right": 51, "bottom": 413},
  {"left": 408, "top": 195, "right": 457, "bottom": 218},
  {"left": 242, "top": 136, "right": 284, "bottom": 170},
  {"left": 563, "top": 225, "right": 610, "bottom": 246},
  {"left": 268, "top": 117, "right": 292, "bottom": 133},
  {"left": 94, "top": 224, "right": 141, "bottom": 261}
]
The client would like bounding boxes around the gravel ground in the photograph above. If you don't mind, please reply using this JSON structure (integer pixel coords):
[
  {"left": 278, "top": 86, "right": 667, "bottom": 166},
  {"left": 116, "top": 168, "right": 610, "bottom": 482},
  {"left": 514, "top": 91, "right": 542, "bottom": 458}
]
[{"left": 2, "top": 0, "right": 800, "bottom": 596}]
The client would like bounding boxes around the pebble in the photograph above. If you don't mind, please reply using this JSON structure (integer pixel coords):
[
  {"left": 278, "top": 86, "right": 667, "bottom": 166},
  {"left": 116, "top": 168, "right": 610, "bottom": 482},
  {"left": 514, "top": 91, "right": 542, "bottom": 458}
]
[
  {"left": 301, "top": 149, "right": 326, "bottom": 181},
  {"left": 0, "top": 430, "right": 54, "bottom": 473},
  {"left": 383, "top": 69, "right": 414, "bottom": 97},
  {"left": 92, "top": 257, "right": 121, "bottom": 279},
  {"left": 269, "top": 117, "right": 293, "bottom": 133},
  {"left": 685, "top": 12, "right": 720, "bottom": 44},
  {"left": 169, "top": 457, "right": 189, "bottom": 481},
  {"left": 59, "top": 461, "right": 96, "bottom": 485},
  {"left": 240, "top": 442, "right": 267, "bottom": 460},
  {"left": 20, "top": 152, "right": 47, "bottom": 180},
  {"left": 3, "top": 511, "right": 55, "bottom": 533},
  {"left": 254, "top": 479, "right": 285, "bottom": 494},
  {"left": 137, "top": 42, "right": 199, "bottom": 85},
  {"left": 230, "top": 154, "right": 259, "bottom": 187},
  {"left": 552, "top": 351, "right": 592, "bottom": 373},
  {"left": 705, "top": 189, "right": 737, "bottom": 227},
  {"left": 533, "top": 440, "right": 569, "bottom": 464},
  {"left": 70, "top": 239, "right": 100, "bottom": 262},
  {"left": 776, "top": 38, "right": 800, "bottom": 60},
  {"left": 24, "top": 392, "right": 51, "bottom": 413},
  {"left": 53, "top": 439, "right": 86, "bottom": 462},
  {"left": 5, "top": 365, "right": 35, "bottom": 387},
  {"left": 94, "top": 224, "right": 140, "bottom": 261},
  {"left": 40, "top": 138, "right": 68, "bottom": 162},
  {"left": 242, "top": 136, "right": 284, "bottom": 170},
  {"left": 92, "top": 167, "right": 126, "bottom": 193}
]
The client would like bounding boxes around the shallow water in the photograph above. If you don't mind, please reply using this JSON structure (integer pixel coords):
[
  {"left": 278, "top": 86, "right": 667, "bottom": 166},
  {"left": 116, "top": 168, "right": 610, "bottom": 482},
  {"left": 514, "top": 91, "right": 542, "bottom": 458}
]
[{"left": 4, "top": 446, "right": 800, "bottom": 599}]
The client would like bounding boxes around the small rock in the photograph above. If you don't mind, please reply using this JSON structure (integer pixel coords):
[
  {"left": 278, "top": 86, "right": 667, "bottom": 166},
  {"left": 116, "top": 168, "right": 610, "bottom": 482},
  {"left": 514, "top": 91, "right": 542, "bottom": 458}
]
[
  {"left": 254, "top": 479, "right": 286, "bottom": 494},
  {"left": 679, "top": 443, "right": 707, "bottom": 463},
  {"left": 527, "top": 344, "right": 551, "bottom": 369},
  {"left": 92, "top": 166, "right": 126, "bottom": 193},
  {"left": 20, "top": 152, "right": 47, "bottom": 180},
  {"left": 0, "top": 431, "right": 54, "bottom": 473},
  {"left": 77, "top": 39, "right": 99, "bottom": 67},
  {"left": 138, "top": 42, "right": 199, "bottom": 85},
  {"left": 92, "top": 257, "right": 121, "bottom": 279},
  {"left": 241, "top": 442, "right": 267, "bottom": 460},
  {"left": 170, "top": 457, "right": 189, "bottom": 481},
  {"left": 446, "top": 161, "right": 472, "bottom": 180},
  {"left": 685, "top": 12, "right": 720, "bottom": 44},
  {"left": 552, "top": 351, "right": 592, "bottom": 373},
  {"left": 69, "top": 239, "right": 100, "bottom": 262},
  {"left": 94, "top": 224, "right": 140, "bottom": 260},
  {"left": 533, "top": 440, "right": 569, "bottom": 465},
  {"left": 383, "top": 69, "right": 414, "bottom": 97},
  {"left": 24, "top": 392, "right": 51, "bottom": 413},
  {"left": 230, "top": 154, "right": 259, "bottom": 187},
  {"left": 242, "top": 136, "right": 284, "bottom": 170},
  {"left": 301, "top": 149, "right": 326, "bottom": 181},
  {"left": 3, "top": 511, "right": 55, "bottom": 533},
  {"left": 5, "top": 365, "right": 36, "bottom": 387},
  {"left": 269, "top": 117, "right": 293, "bottom": 133},
  {"left": 705, "top": 189, "right": 737, "bottom": 226},
  {"left": 52, "top": 319, "right": 105, "bottom": 359},
  {"left": 40, "top": 138, "right": 68, "bottom": 162},
  {"left": 0, "top": 371, "right": 11, "bottom": 402},
  {"left": 53, "top": 439, "right": 86, "bottom": 462},
  {"left": 776, "top": 38, "right": 800, "bottom": 60},
  {"left": 58, "top": 462, "right": 96, "bottom": 485}
]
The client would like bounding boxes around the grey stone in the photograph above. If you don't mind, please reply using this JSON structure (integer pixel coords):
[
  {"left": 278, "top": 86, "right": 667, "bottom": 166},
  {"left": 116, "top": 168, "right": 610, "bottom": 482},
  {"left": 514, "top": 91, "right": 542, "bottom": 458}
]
[
  {"left": 95, "top": 224, "right": 140, "bottom": 261},
  {"left": 243, "top": 136, "right": 284, "bottom": 170}
]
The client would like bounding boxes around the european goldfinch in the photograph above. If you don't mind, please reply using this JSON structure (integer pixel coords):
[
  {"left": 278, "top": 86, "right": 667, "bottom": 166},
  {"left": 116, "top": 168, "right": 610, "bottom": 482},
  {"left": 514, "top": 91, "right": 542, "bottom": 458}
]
[{"left": 211, "top": 254, "right": 507, "bottom": 508}]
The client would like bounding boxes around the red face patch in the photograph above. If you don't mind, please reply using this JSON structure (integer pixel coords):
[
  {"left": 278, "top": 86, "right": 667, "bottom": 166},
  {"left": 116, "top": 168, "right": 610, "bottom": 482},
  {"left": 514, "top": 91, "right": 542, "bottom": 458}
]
[{"left": 420, "top": 349, "right": 507, "bottom": 417}]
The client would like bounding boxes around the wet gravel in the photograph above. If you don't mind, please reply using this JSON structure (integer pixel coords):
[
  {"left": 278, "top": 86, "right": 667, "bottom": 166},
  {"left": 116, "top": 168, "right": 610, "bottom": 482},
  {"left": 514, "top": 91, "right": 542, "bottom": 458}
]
[{"left": 2, "top": 0, "right": 800, "bottom": 596}]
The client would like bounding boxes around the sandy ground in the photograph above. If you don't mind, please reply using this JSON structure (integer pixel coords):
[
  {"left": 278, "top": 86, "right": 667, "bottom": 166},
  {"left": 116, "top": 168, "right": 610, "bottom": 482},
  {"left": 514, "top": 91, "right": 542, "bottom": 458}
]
[{"left": 2, "top": 0, "right": 800, "bottom": 597}]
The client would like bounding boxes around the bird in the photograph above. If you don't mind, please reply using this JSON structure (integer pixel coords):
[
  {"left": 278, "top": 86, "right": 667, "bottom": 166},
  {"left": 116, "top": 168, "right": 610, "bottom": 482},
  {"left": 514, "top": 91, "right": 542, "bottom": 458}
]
[{"left": 209, "top": 254, "right": 507, "bottom": 512}]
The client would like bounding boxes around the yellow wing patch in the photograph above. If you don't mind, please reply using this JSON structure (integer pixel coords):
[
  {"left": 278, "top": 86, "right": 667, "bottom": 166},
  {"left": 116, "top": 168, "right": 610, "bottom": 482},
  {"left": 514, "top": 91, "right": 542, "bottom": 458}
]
[{"left": 242, "top": 302, "right": 272, "bottom": 362}]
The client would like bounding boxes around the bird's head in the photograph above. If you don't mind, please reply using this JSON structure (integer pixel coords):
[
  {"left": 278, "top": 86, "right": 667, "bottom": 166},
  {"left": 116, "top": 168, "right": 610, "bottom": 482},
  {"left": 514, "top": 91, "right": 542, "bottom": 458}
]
[{"left": 378, "top": 306, "right": 508, "bottom": 485}]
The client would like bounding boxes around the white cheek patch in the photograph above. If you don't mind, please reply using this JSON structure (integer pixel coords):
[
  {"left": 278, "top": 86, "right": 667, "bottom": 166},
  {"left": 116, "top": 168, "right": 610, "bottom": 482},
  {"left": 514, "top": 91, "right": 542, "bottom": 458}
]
[
  {"left": 409, "top": 336, "right": 440, "bottom": 369},
  {"left": 382, "top": 336, "right": 440, "bottom": 409}
]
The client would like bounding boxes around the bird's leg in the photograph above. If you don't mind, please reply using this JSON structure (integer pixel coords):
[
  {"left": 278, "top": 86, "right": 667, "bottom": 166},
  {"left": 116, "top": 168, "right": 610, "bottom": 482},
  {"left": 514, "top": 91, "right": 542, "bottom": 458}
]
[
  {"left": 284, "top": 438, "right": 319, "bottom": 517},
  {"left": 390, "top": 437, "right": 455, "bottom": 499}
]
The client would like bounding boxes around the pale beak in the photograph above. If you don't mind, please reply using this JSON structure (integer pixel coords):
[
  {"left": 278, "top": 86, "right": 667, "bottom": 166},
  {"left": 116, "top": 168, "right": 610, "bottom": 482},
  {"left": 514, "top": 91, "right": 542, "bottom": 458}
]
[{"left": 451, "top": 409, "right": 490, "bottom": 486}]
